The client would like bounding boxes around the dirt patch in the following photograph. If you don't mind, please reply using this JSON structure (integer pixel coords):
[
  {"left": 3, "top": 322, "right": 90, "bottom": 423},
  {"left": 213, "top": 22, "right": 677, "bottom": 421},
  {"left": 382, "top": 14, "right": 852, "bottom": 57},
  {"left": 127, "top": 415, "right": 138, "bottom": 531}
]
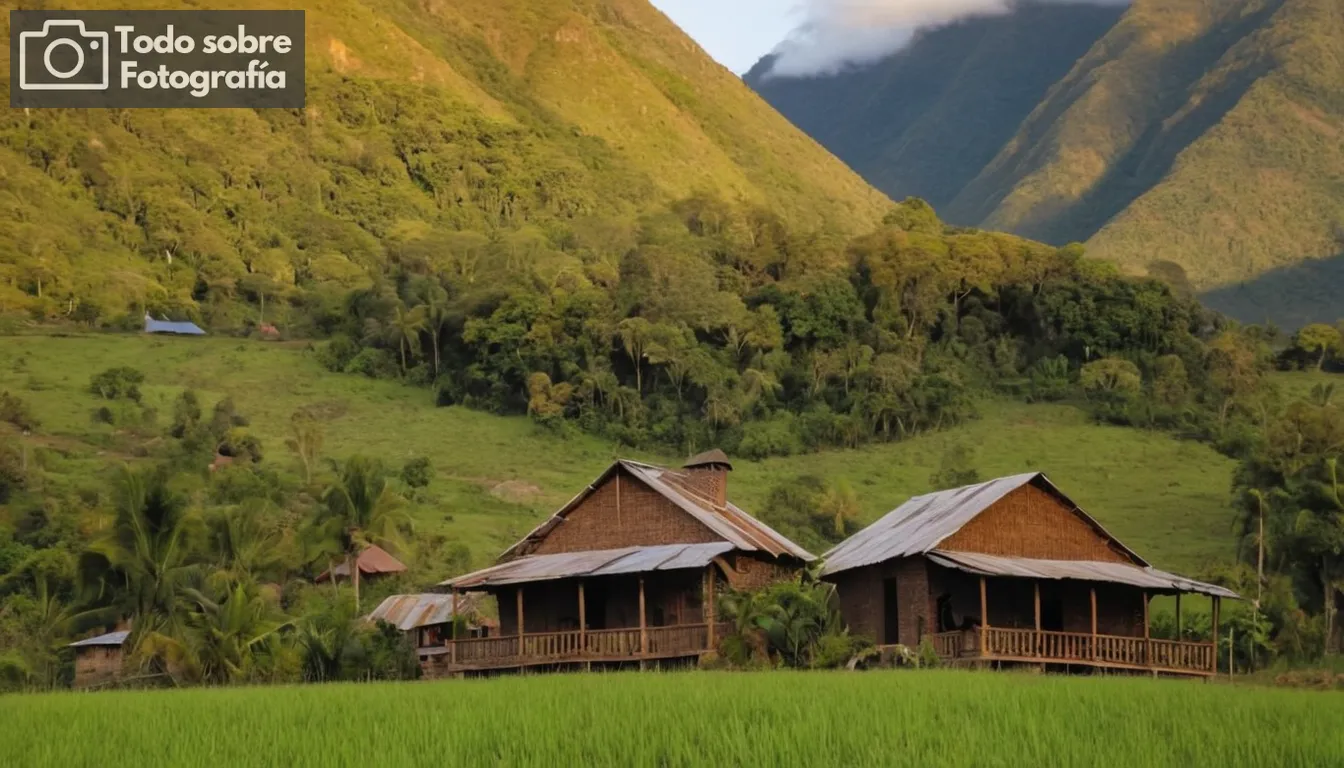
[{"left": 489, "top": 480, "right": 544, "bottom": 504}]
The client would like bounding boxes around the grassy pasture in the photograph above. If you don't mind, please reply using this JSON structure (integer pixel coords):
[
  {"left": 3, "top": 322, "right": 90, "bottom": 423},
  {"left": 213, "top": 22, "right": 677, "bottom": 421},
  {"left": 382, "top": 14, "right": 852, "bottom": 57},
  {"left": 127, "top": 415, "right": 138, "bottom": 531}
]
[
  {"left": 0, "top": 333, "right": 1239, "bottom": 573},
  {"left": 2, "top": 670, "right": 1341, "bottom": 767}
]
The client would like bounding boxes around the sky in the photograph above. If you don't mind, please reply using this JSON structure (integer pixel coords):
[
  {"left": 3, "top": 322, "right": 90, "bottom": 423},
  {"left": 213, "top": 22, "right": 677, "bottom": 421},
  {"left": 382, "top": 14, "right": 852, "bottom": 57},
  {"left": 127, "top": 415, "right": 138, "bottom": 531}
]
[{"left": 649, "top": 0, "right": 802, "bottom": 75}]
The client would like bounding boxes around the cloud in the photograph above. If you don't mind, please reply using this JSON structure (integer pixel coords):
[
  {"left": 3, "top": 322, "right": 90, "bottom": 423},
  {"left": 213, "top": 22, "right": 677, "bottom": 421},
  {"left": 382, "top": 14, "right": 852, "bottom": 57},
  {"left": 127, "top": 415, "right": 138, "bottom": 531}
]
[{"left": 766, "top": 0, "right": 1129, "bottom": 78}]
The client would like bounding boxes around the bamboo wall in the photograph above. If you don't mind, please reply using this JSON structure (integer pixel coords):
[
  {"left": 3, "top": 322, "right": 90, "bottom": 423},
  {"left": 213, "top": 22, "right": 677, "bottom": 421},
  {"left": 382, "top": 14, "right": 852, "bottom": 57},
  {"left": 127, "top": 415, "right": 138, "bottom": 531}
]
[
  {"left": 532, "top": 471, "right": 721, "bottom": 554},
  {"left": 73, "top": 647, "right": 123, "bottom": 689},
  {"left": 724, "top": 553, "right": 796, "bottom": 591},
  {"left": 829, "top": 558, "right": 931, "bottom": 646},
  {"left": 940, "top": 484, "right": 1133, "bottom": 563}
]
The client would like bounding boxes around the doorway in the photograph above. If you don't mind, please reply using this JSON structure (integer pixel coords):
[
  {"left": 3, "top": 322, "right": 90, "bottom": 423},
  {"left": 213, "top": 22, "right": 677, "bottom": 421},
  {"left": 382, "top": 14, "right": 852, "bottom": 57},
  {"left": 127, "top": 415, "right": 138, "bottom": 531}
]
[
  {"left": 1039, "top": 588, "right": 1064, "bottom": 632},
  {"left": 883, "top": 578, "right": 901, "bottom": 645}
]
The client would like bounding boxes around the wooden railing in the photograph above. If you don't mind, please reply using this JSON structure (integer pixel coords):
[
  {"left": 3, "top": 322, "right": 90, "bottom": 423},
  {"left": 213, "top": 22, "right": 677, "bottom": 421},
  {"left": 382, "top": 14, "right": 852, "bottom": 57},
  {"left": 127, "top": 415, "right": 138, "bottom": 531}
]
[
  {"left": 956, "top": 628, "right": 1214, "bottom": 674},
  {"left": 439, "top": 623, "right": 724, "bottom": 670}
]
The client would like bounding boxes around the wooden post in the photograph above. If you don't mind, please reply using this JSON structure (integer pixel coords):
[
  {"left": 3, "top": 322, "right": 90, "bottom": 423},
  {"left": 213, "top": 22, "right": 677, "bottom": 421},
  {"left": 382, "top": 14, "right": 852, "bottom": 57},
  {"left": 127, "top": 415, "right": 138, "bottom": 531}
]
[
  {"left": 1211, "top": 596, "right": 1221, "bottom": 675},
  {"left": 705, "top": 568, "right": 716, "bottom": 650},
  {"left": 979, "top": 576, "right": 988, "bottom": 658},
  {"left": 638, "top": 576, "right": 648, "bottom": 656},
  {"left": 1142, "top": 590, "right": 1150, "bottom": 667},
  {"left": 1089, "top": 587, "right": 1098, "bottom": 661},
  {"left": 517, "top": 586, "right": 525, "bottom": 657},
  {"left": 450, "top": 589, "right": 459, "bottom": 666},
  {"left": 1033, "top": 581, "right": 1042, "bottom": 658},
  {"left": 1175, "top": 593, "right": 1182, "bottom": 639},
  {"left": 578, "top": 580, "right": 587, "bottom": 654}
]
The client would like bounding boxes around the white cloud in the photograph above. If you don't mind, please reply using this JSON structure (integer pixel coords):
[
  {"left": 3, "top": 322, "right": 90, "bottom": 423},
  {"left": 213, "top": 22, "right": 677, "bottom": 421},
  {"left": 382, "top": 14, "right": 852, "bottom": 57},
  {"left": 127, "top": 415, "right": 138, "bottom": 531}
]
[{"left": 766, "top": 0, "right": 1129, "bottom": 78}]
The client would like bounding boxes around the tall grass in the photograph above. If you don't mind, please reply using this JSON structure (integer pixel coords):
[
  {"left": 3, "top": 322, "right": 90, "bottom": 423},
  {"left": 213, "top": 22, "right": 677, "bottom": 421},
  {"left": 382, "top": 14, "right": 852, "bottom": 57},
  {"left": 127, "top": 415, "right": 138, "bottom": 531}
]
[{"left": 3, "top": 671, "right": 1341, "bottom": 767}]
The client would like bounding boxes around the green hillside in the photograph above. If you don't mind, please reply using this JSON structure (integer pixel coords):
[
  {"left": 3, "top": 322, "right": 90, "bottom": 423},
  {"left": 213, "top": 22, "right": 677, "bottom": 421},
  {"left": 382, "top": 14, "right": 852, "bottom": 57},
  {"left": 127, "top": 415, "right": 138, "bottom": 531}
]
[
  {"left": 748, "top": 0, "right": 1344, "bottom": 325},
  {"left": 0, "top": 334, "right": 1238, "bottom": 573},
  {"left": 0, "top": 0, "right": 889, "bottom": 323}
]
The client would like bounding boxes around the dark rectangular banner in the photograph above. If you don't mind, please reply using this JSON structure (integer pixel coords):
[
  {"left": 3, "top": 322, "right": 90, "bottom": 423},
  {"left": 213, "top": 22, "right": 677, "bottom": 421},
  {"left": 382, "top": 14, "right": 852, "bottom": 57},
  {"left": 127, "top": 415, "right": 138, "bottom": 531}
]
[{"left": 10, "top": 10, "right": 305, "bottom": 108}]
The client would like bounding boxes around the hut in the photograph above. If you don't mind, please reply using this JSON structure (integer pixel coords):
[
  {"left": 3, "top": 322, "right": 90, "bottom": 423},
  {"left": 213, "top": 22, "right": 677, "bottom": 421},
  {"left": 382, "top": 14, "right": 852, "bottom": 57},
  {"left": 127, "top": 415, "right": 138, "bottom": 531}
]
[
  {"left": 822, "top": 472, "right": 1238, "bottom": 676},
  {"left": 436, "top": 451, "right": 814, "bottom": 673},
  {"left": 68, "top": 630, "right": 129, "bottom": 688},
  {"left": 315, "top": 544, "right": 408, "bottom": 585},
  {"left": 143, "top": 314, "right": 205, "bottom": 336},
  {"left": 366, "top": 593, "right": 496, "bottom": 678}
]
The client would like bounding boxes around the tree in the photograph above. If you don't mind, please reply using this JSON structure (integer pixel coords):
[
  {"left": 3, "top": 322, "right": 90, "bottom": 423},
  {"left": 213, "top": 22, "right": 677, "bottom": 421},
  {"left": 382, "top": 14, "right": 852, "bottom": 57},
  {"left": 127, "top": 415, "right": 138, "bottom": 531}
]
[
  {"left": 1293, "top": 324, "right": 1342, "bottom": 370},
  {"left": 617, "top": 317, "right": 653, "bottom": 393},
  {"left": 314, "top": 456, "right": 410, "bottom": 611},
  {"left": 77, "top": 468, "right": 203, "bottom": 669},
  {"left": 284, "top": 408, "right": 325, "bottom": 486},
  {"left": 389, "top": 304, "right": 427, "bottom": 375},
  {"left": 1080, "top": 357, "right": 1142, "bottom": 395},
  {"left": 419, "top": 285, "right": 451, "bottom": 378}
]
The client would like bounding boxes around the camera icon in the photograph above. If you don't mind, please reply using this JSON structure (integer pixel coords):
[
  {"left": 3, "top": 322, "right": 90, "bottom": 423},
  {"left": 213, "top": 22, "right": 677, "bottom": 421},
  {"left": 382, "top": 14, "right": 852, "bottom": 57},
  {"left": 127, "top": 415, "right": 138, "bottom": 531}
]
[{"left": 18, "top": 20, "right": 110, "bottom": 91}]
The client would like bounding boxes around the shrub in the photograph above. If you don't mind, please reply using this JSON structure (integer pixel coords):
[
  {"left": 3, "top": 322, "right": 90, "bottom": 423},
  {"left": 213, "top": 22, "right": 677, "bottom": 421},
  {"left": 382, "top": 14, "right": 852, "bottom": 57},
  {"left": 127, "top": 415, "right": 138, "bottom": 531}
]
[
  {"left": 0, "top": 391, "right": 39, "bottom": 432},
  {"left": 89, "top": 366, "right": 145, "bottom": 402},
  {"left": 400, "top": 457, "right": 433, "bottom": 489}
]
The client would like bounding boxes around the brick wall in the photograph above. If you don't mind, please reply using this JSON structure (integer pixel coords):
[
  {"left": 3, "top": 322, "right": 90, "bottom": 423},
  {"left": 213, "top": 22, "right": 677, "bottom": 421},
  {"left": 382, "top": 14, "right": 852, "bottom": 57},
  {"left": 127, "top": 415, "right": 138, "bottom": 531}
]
[
  {"left": 725, "top": 553, "right": 798, "bottom": 591},
  {"left": 828, "top": 557, "right": 931, "bottom": 646},
  {"left": 532, "top": 471, "right": 721, "bottom": 554},
  {"left": 940, "top": 483, "right": 1133, "bottom": 563}
]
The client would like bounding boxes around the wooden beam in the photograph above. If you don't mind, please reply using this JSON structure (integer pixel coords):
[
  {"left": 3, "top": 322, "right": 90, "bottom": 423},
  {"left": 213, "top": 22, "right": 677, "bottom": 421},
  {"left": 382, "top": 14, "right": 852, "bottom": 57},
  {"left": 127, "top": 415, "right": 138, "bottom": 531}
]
[
  {"left": 450, "top": 588, "right": 459, "bottom": 666},
  {"left": 517, "top": 586, "right": 525, "bottom": 651},
  {"left": 1142, "top": 590, "right": 1150, "bottom": 667},
  {"left": 1033, "top": 581, "right": 1042, "bottom": 658},
  {"left": 638, "top": 576, "right": 648, "bottom": 655},
  {"left": 1211, "top": 596, "right": 1220, "bottom": 675},
  {"left": 1089, "top": 587, "right": 1098, "bottom": 661},
  {"left": 578, "top": 580, "right": 587, "bottom": 652},
  {"left": 705, "top": 567, "right": 716, "bottom": 649},
  {"left": 451, "top": 589, "right": 460, "bottom": 641},
  {"left": 979, "top": 576, "right": 988, "bottom": 659},
  {"left": 1175, "top": 593, "right": 1182, "bottom": 639}
]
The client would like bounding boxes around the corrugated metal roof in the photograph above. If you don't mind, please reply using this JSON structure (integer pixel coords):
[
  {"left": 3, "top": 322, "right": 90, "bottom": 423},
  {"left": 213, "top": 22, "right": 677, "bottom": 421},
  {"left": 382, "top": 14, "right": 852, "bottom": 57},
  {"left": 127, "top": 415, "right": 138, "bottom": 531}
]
[
  {"left": 498, "top": 460, "right": 813, "bottom": 562},
  {"left": 317, "top": 545, "right": 408, "bottom": 582},
  {"left": 822, "top": 473, "right": 1145, "bottom": 576},
  {"left": 442, "top": 542, "right": 735, "bottom": 589},
  {"left": 69, "top": 630, "right": 129, "bottom": 648},
  {"left": 926, "top": 551, "right": 1240, "bottom": 599},
  {"left": 365, "top": 593, "right": 484, "bottom": 631},
  {"left": 144, "top": 315, "right": 206, "bottom": 335}
]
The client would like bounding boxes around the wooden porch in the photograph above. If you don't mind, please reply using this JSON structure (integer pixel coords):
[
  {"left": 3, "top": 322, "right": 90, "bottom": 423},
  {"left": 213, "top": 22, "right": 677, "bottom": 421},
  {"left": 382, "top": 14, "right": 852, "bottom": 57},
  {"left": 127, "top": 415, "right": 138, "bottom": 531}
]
[
  {"left": 922, "top": 577, "right": 1223, "bottom": 677},
  {"left": 422, "top": 622, "right": 732, "bottom": 674},
  {"left": 926, "top": 627, "right": 1216, "bottom": 676}
]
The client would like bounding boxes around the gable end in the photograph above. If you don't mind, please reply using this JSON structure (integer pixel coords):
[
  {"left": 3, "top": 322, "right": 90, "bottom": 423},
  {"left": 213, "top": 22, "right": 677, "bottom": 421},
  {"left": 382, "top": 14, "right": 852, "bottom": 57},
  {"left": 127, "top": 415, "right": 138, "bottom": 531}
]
[{"left": 938, "top": 483, "right": 1137, "bottom": 563}]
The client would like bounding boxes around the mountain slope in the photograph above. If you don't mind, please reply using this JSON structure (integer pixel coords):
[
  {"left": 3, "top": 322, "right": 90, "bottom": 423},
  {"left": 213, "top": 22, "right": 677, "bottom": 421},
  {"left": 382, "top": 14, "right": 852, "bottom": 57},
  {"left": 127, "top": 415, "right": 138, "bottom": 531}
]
[
  {"left": 0, "top": 0, "right": 889, "bottom": 321},
  {"left": 745, "top": 2, "right": 1125, "bottom": 211},
  {"left": 749, "top": 0, "right": 1344, "bottom": 323}
]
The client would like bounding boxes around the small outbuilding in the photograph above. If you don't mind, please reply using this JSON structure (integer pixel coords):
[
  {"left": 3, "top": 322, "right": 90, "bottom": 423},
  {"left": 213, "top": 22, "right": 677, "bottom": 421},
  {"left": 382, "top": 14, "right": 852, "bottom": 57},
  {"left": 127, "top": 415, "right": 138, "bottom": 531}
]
[
  {"left": 366, "top": 592, "right": 497, "bottom": 678},
  {"left": 143, "top": 314, "right": 206, "bottom": 336},
  {"left": 68, "top": 630, "right": 129, "bottom": 689},
  {"left": 316, "top": 544, "right": 408, "bottom": 585}
]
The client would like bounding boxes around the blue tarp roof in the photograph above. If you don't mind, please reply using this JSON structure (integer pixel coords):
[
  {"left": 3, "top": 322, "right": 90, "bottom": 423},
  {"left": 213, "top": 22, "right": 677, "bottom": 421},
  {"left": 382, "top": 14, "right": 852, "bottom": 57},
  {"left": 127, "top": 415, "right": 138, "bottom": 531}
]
[{"left": 144, "top": 315, "right": 205, "bottom": 335}]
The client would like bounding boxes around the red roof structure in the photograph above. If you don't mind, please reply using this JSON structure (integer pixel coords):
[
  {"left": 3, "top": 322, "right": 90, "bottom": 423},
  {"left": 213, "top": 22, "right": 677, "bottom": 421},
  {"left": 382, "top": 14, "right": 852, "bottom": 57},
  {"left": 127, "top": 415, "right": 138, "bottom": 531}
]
[{"left": 316, "top": 544, "right": 408, "bottom": 583}]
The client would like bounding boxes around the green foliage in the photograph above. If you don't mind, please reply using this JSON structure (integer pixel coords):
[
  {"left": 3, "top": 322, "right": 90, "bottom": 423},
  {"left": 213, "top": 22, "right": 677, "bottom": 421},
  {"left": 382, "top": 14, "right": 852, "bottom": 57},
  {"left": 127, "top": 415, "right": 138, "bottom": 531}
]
[
  {"left": 761, "top": 476, "right": 862, "bottom": 554},
  {"left": 716, "top": 572, "right": 865, "bottom": 669},
  {"left": 89, "top": 367, "right": 145, "bottom": 403},
  {"left": 400, "top": 457, "right": 433, "bottom": 490},
  {"left": 0, "top": 391, "right": 39, "bottom": 432}
]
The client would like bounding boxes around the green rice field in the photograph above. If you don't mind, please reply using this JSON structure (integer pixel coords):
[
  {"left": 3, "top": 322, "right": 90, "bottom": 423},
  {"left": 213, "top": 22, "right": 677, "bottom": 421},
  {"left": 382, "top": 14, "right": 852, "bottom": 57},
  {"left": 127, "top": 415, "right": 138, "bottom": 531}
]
[{"left": 2, "top": 671, "right": 1341, "bottom": 767}]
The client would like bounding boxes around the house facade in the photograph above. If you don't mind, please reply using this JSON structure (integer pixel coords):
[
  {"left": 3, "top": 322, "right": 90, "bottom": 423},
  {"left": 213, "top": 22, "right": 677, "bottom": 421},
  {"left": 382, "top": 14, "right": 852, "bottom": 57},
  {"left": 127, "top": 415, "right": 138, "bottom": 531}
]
[
  {"left": 432, "top": 451, "right": 813, "bottom": 674},
  {"left": 69, "top": 630, "right": 129, "bottom": 689},
  {"left": 823, "top": 473, "right": 1238, "bottom": 676}
]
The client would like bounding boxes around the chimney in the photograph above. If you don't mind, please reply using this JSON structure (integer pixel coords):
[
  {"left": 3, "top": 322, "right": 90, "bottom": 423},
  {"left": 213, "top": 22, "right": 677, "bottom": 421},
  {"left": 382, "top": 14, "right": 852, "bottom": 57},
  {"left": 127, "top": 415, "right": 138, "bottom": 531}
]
[{"left": 682, "top": 449, "right": 733, "bottom": 508}]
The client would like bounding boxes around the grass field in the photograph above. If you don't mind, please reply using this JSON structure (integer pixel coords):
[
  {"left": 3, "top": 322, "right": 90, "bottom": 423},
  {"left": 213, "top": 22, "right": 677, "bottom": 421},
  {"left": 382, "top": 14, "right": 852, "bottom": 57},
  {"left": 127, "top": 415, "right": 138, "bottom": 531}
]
[
  {"left": 0, "top": 334, "right": 1239, "bottom": 573},
  {"left": 2, "top": 670, "right": 1341, "bottom": 766}
]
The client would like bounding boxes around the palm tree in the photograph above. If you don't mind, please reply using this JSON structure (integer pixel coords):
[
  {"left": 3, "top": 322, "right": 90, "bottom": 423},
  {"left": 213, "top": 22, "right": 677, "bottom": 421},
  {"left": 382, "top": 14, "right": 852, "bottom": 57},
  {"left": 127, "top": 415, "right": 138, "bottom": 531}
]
[
  {"left": 179, "top": 582, "right": 292, "bottom": 685},
  {"left": 314, "top": 456, "right": 410, "bottom": 611},
  {"left": 389, "top": 304, "right": 427, "bottom": 375},
  {"left": 204, "top": 500, "right": 287, "bottom": 589},
  {"left": 419, "top": 286, "right": 451, "bottom": 379},
  {"left": 78, "top": 467, "right": 203, "bottom": 667}
]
